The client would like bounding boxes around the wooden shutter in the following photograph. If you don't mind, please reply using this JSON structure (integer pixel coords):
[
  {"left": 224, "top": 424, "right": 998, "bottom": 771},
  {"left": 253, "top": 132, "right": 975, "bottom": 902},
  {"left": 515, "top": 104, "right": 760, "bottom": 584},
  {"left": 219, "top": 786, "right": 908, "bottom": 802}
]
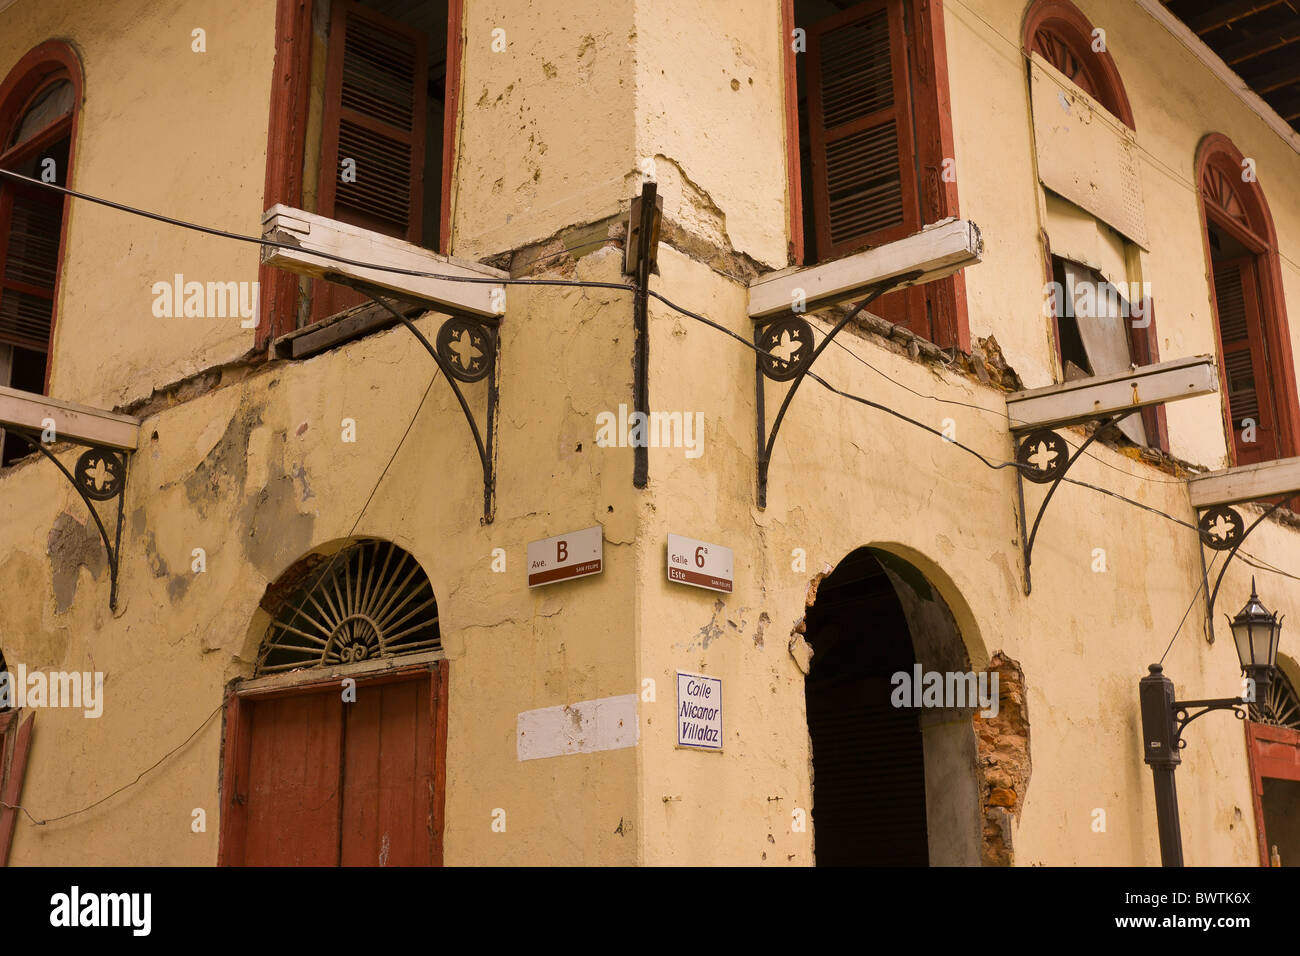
[
  {"left": 1212, "top": 256, "right": 1279, "bottom": 464},
  {"left": 312, "top": 0, "right": 428, "bottom": 323},
  {"left": 0, "top": 185, "right": 61, "bottom": 357},
  {"left": 319, "top": 0, "right": 427, "bottom": 242},
  {"left": 1128, "top": 295, "right": 1168, "bottom": 452},
  {"left": 806, "top": 1, "right": 919, "bottom": 261},
  {"left": 807, "top": 676, "right": 929, "bottom": 866}
]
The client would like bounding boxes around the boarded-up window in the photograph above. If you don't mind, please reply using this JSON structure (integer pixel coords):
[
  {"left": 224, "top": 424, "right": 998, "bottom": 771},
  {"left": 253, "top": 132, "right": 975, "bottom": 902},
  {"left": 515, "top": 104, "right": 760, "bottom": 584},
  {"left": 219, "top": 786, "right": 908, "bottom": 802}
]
[
  {"left": 805, "top": 1, "right": 917, "bottom": 261},
  {"left": 1030, "top": 54, "right": 1147, "bottom": 248},
  {"left": 1212, "top": 255, "right": 1278, "bottom": 464}
]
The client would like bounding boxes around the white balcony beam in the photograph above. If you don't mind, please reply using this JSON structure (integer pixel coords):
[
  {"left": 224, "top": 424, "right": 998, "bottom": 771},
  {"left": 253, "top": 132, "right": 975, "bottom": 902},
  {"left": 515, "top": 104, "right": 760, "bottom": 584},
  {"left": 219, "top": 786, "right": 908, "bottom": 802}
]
[
  {"left": 747, "top": 218, "right": 983, "bottom": 320},
  {"left": 0, "top": 386, "right": 141, "bottom": 451},
  {"left": 1006, "top": 355, "right": 1218, "bottom": 431},
  {"left": 261, "top": 205, "right": 507, "bottom": 319},
  {"left": 1189, "top": 457, "right": 1300, "bottom": 509}
]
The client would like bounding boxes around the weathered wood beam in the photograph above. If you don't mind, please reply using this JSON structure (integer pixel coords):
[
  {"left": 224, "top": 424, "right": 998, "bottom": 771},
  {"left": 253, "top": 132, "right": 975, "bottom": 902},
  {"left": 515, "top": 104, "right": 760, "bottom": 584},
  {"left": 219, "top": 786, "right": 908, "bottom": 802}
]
[
  {"left": 0, "top": 386, "right": 141, "bottom": 451},
  {"left": 1188, "top": 0, "right": 1286, "bottom": 36},
  {"left": 747, "top": 218, "right": 982, "bottom": 320},
  {"left": 1006, "top": 356, "right": 1217, "bottom": 431},
  {"left": 261, "top": 204, "right": 508, "bottom": 319},
  {"left": 1189, "top": 456, "right": 1300, "bottom": 508}
]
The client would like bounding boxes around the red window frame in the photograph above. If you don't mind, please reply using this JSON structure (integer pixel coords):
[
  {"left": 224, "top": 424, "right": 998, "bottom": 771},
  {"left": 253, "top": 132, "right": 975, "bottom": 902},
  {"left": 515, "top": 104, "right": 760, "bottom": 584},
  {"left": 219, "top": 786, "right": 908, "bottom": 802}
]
[
  {"left": 218, "top": 658, "right": 449, "bottom": 866},
  {"left": 257, "top": 0, "right": 465, "bottom": 347},
  {"left": 1245, "top": 720, "right": 1300, "bottom": 866},
  {"left": 0, "top": 41, "right": 84, "bottom": 396},
  {"left": 782, "top": 0, "right": 969, "bottom": 352},
  {"left": 0, "top": 709, "right": 35, "bottom": 865},
  {"left": 1196, "top": 132, "right": 1300, "bottom": 466}
]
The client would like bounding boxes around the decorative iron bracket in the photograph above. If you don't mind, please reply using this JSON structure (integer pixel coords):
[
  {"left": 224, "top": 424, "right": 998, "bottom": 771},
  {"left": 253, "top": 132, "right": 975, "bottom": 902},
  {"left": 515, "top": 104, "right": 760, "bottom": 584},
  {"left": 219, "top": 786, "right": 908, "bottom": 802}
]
[
  {"left": 1012, "top": 411, "right": 1132, "bottom": 594},
  {"left": 1193, "top": 497, "right": 1289, "bottom": 643},
  {"left": 1172, "top": 695, "right": 1247, "bottom": 751},
  {"left": 342, "top": 280, "right": 500, "bottom": 523},
  {"left": 10, "top": 432, "right": 128, "bottom": 610},
  {"left": 753, "top": 272, "right": 922, "bottom": 508}
]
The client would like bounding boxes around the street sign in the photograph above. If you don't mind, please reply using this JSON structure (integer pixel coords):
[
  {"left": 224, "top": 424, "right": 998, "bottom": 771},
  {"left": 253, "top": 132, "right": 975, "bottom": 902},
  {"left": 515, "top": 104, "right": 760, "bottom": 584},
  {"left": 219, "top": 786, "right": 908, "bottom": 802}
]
[
  {"left": 527, "top": 525, "right": 603, "bottom": 588},
  {"left": 677, "top": 672, "right": 723, "bottom": 751},
  {"left": 666, "top": 533, "right": 733, "bottom": 593}
]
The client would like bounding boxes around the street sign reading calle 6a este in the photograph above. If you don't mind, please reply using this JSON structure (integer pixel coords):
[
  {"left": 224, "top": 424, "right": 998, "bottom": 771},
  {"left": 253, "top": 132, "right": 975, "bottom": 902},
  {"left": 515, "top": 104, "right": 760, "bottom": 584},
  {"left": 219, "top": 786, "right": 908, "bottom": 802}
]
[
  {"left": 527, "top": 525, "right": 603, "bottom": 588},
  {"left": 666, "top": 533, "right": 733, "bottom": 593}
]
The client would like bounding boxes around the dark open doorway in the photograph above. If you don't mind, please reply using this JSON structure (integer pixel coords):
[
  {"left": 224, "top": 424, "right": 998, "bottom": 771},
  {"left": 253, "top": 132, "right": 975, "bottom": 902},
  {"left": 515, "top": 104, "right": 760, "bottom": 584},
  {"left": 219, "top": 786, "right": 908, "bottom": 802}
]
[{"left": 803, "top": 547, "right": 982, "bottom": 866}]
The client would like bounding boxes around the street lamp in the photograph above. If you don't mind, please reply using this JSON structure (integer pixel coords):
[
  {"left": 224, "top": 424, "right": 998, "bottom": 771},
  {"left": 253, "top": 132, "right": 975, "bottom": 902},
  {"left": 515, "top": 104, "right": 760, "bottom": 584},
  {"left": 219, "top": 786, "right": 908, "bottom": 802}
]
[{"left": 1139, "top": 580, "right": 1282, "bottom": 866}]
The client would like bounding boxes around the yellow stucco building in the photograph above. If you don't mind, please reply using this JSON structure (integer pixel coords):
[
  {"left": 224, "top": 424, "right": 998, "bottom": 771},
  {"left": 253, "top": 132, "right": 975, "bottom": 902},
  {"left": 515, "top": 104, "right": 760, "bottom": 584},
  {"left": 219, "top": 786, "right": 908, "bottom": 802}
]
[{"left": 0, "top": 0, "right": 1298, "bottom": 866}]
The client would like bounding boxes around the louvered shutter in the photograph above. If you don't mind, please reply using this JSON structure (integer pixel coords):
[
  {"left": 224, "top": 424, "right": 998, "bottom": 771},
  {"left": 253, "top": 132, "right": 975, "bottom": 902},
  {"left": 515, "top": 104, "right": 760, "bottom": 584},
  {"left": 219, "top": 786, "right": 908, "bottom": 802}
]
[
  {"left": 806, "top": 1, "right": 919, "bottom": 262},
  {"left": 319, "top": 1, "right": 427, "bottom": 242},
  {"left": 312, "top": 0, "right": 428, "bottom": 323},
  {"left": 0, "top": 185, "right": 61, "bottom": 355},
  {"left": 807, "top": 676, "right": 929, "bottom": 866},
  {"left": 1212, "top": 256, "right": 1278, "bottom": 464}
]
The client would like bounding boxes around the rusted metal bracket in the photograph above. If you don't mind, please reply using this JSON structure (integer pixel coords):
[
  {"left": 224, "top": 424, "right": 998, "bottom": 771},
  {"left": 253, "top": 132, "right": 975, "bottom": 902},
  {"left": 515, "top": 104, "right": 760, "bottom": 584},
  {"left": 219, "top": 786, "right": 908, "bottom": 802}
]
[
  {"left": 11, "top": 432, "right": 128, "bottom": 610},
  {"left": 349, "top": 284, "right": 500, "bottom": 524},
  {"left": 1193, "top": 497, "right": 1289, "bottom": 644},
  {"left": 1012, "top": 412, "right": 1131, "bottom": 595},
  {"left": 627, "top": 182, "right": 661, "bottom": 489},
  {"left": 753, "top": 272, "right": 921, "bottom": 508}
]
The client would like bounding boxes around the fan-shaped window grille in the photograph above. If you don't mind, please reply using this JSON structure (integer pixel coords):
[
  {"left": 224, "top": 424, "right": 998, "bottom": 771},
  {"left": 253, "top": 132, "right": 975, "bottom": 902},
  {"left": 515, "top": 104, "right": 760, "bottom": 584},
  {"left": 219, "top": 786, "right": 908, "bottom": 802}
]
[
  {"left": 255, "top": 540, "right": 440, "bottom": 676},
  {"left": 1251, "top": 669, "right": 1300, "bottom": 731}
]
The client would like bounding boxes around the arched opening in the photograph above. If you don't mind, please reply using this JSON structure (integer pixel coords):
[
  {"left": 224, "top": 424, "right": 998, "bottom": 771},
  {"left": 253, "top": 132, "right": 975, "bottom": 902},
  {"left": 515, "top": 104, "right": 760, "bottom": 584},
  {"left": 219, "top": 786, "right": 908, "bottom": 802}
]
[
  {"left": 0, "top": 42, "right": 82, "bottom": 466},
  {"left": 220, "top": 539, "right": 447, "bottom": 867},
  {"left": 1196, "top": 133, "right": 1300, "bottom": 466},
  {"left": 803, "top": 546, "right": 987, "bottom": 866}
]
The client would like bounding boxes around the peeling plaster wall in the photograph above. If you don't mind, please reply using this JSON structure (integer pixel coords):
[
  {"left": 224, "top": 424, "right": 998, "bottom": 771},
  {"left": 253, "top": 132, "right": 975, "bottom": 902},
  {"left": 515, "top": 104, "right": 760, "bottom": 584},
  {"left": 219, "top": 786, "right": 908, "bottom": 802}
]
[
  {"left": 632, "top": 0, "right": 789, "bottom": 269},
  {"left": 0, "top": 253, "right": 642, "bottom": 865},
  {"left": 0, "top": 0, "right": 275, "bottom": 410},
  {"left": 3, "top": 0, "right": 1300, "bottom": 867},
  {"left": 633, "top": 241, "right": 1290, "bottom": 865},
  {"left": 947, "top": 0, "right": 1300, "bottom": 469},
  {"left": 450, "top": 1, "right": 637, "bottom": 259}
]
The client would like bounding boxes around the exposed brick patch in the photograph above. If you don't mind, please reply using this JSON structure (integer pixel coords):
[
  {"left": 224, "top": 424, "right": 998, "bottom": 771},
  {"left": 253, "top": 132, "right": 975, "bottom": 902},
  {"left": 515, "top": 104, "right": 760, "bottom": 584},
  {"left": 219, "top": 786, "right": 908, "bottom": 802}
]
[{"left": 974, "top": 652, "right": 1030, "bottom": 866}]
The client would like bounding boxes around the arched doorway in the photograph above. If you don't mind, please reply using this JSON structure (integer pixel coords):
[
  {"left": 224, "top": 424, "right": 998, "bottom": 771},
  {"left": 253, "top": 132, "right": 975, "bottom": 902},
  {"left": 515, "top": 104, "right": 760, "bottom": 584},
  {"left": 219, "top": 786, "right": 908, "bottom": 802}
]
[
  {"left": 219, "top": 539, "right": 448, "bottom": 867},
  {"left": 804, "top": 547, "right": 984, "bottom": 865}
]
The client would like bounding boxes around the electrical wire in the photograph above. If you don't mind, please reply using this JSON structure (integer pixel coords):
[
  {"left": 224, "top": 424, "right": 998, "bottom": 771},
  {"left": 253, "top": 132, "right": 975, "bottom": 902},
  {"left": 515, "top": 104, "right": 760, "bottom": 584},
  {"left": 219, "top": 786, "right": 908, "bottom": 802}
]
[
  {"left": 5, "top": 163, "right": 1294, "bottom": 624},
  {"left": 0, "top": 167, "right": 635, "bottom": 295}
]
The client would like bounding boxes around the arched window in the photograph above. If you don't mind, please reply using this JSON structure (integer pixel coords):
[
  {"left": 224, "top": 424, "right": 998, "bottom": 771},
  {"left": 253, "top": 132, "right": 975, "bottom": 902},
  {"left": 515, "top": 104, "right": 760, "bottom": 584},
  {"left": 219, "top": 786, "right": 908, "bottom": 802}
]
[
  {"left": 1022, "top": 0, "right": 1134, "bottom": 128},
  {"left": 1197, "top": 133, "right": 1300, "bottom": 466},
  {"left": 255, "top": 539, "right": 441, "bottom": 675},
  {"left": 0, "top": 42, "right": 82, "bottom": 466}
]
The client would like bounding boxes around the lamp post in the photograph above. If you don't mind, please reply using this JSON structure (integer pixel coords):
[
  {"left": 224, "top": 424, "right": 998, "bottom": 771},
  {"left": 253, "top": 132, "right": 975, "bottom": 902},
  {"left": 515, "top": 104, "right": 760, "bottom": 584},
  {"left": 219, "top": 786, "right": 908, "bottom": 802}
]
[{"left": 1139, "top": 580, "right": 1282, "bottom": 867}]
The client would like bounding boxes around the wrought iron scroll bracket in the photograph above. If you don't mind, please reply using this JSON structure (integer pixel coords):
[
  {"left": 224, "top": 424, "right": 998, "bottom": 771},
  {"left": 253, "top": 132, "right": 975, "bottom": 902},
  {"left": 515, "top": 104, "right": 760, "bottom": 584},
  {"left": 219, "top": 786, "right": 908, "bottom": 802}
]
[
  {"left": 11, "top": 432, "right": 128, "bottom": 610},
  {"left": 1194, "top": 496, "right": 1289, "bottom": 643},
  {"left": 355, "top": 288, "right": 500, "bottom": 524},
  {"left": 753, "top": 271, "right": 923, "bottom": 509},
  {"left": 1012, "top": 411, "right": 1131, "bottom": 595},
  {"left": 1172, "top": 696, "right": 1247, "bottom": 751}
]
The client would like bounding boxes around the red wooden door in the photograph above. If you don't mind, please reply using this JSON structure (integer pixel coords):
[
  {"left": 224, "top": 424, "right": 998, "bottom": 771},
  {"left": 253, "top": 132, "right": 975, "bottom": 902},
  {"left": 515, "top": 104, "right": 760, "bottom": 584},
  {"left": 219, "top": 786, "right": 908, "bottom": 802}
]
[
  {"left": 220, "top": 663, "right": 446, "bottom": 866},
  {"left": 243, "top": 692, "right": 344, "bottom": 866},
  {"left": 340, "top": 677, "right": 433, "bottom": 866}
]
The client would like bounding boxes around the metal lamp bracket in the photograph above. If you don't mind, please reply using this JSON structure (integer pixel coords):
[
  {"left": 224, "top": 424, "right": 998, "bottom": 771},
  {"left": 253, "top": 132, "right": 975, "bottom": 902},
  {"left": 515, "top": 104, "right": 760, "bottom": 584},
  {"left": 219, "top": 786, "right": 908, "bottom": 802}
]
[
  {"left": 1012, "top": 411, "right": 1132, "bottom": 595},
  {"left": 10, "top": 433, "right": 129, "bottom": 610},
  {"left": 753, "top": 272, "right": 922, "bottom": 508}
]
